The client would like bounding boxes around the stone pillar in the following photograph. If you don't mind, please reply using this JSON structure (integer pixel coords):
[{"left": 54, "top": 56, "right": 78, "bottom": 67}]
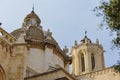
[
  {"left": 85, "top": 52, "right": 91, "bottom": 73},
  {"left": 74, "top": 53, "right": 80, "bottom": 75},
  {"left": 101, "top": 52, "right": 105, "bottom": 69}
]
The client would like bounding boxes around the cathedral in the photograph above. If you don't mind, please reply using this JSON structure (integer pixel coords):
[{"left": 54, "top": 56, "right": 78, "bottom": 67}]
[{"left": 0, "top": 9, "right": 120, "bottom": 80}]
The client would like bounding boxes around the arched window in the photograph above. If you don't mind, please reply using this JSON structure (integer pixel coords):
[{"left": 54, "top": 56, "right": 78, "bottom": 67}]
[
  {"left": 81, "top": 53, "right": 85, "bottom": 72},
  {"left": 91, "top": 53, "right": 95, "bottom": 70}
]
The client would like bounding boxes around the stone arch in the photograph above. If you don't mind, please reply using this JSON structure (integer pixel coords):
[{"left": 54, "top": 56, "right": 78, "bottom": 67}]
[
  {"left": 0, "top": 31, "right": 3, "bottom": 37},
  {"left": 78, "top": 51, "right": 85, "bottom": 73},
  {"left": 0, "top": 65, "right": 6, "bottom": 80},
  {"left": 81, "top": 53, "right": 85, "bottom": 72},
  {"left": 91, "top": 53, "right": 95, "bottom": 70}
]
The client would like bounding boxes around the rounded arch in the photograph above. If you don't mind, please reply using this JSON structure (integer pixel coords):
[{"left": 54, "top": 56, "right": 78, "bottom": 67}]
[{"left": 0, "top": 65, "right": 6, "bottom": 80}]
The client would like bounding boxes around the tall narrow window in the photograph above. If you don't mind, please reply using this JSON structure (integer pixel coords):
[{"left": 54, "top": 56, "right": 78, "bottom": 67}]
[
  {"left": 91, "top": 53, "right": 95, "bottom": 70},
  {"left": 81, "top": 53, "right": 85, "bottom": 72}
]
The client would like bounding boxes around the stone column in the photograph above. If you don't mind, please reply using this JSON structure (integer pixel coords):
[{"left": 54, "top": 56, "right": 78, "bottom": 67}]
[
  {"left": 85, "top": 51, "right": 91, "bottom": 73},
  {"left": 101, "top": 52, "right": 105, "bottom": 69},
  {"left": 74, "top": 53, "right": 80, "bottom": 75}
]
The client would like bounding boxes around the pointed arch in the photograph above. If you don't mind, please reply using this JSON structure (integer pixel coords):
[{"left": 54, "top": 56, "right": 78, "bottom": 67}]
[
  {"left": 81, "top": 53, "right": 85, "bottom": 72},
  {"left": 91, "top": 53, "right": 95, "bottom": 70}
]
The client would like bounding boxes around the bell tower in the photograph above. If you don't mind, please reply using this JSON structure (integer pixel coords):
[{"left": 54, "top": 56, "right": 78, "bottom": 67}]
[{"left": 71, "top": 34, "right": 105, "bottom": 75}]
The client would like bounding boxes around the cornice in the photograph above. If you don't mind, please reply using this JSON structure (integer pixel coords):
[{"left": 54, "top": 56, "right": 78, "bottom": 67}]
[{"left": 24, "top": 67, "right": 76, "bottom": 80}]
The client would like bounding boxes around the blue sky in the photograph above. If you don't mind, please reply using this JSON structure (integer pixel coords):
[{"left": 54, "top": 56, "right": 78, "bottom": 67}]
[{"left": 0, "top": 0, "right": 119, "bottom": 67}]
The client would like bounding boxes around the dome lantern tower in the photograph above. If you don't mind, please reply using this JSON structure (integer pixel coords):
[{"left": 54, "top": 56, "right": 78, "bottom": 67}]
[{"left": 23, "top": 8, "right": 42, "bottom": 29}]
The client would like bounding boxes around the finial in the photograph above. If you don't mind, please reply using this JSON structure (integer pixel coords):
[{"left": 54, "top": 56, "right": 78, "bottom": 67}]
[
  {"left": 47, "top": 29, "right": 52, "bottom": 36},
  {"left": 85, "top": 30, "right": 87, "bottom": 36},
  {"left": 47, "top": 29, "right": 50, "bottom": 32},
  {"left": 32, "top": 3, "right": 34, "bottom": 12},
  {"left": 96, "top": 38, "right": 99, "bottom": 44},
  {"left": 63, "top": 46, "right": 68, "bottom": 54},
  {"left": 74, "top": 40, "right": 78, "bottom": 46},
  {"left": 0, "top": 22, "right": 2, "bottom": 26}
]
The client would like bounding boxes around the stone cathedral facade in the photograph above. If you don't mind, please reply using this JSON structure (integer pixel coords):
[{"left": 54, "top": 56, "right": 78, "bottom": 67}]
[{"left": 0, "top": 10, "right": 120, "bottom": 80}]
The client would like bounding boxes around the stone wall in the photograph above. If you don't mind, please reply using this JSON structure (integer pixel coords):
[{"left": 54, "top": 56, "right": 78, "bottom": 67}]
[
  {"left": 0, "top": 27, "right": 28, "bottom": 80},
  {"left": 27, "top": 47, "right": 64, "bottom": 74}
]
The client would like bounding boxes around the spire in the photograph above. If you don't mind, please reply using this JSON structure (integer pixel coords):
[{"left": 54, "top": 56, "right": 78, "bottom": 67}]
[
  {"left": 32, "top": 4, "right": 34, "bottom": 12},
  {"left": 81, "top": 31, "right": 92, "bottom": 43},
  {"left": 63, "top": 46, "right": 68, "bottom": 54},
  {"left": 0, "top": 22, "right": 2, "bottom": 26},
  {"left": 74, "top": 40, "right": 78, "bottom": 46},
  {"left": 96, "top": 38, "right": 99, "bottom": 44},
  {"left": 85, "top": 30, "right": 87, "bottom": 36},
  {"left": 31, "top": 3, "right": 35, "bottom": 13},
  {"left": 85, "top": 30, "right": 87, "bottom": 38}
]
